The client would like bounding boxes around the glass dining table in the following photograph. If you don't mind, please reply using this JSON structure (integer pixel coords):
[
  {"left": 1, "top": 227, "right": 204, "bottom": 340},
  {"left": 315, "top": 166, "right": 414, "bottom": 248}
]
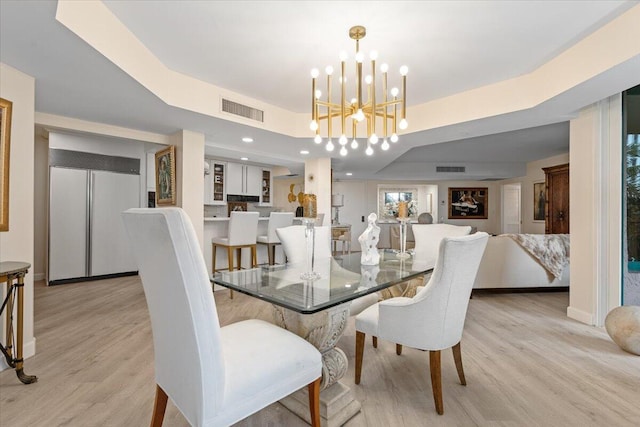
[{"left": 211, "top": 250, "right": 433, "bottom": 426}]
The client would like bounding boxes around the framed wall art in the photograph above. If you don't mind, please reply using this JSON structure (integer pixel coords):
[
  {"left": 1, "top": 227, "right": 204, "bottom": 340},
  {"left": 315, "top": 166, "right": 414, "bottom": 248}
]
[
  {"left": 448, "top": 187, "right": 488, "bottom": 219},
  {"left": 0, "top": 97, "right": 13, "bottom": 231},
  {"left": 533, "top": 181, "right": 546, "bottom": 222},
  {"left": 155, "top": 145, "right": 176, "bottom": 206}
]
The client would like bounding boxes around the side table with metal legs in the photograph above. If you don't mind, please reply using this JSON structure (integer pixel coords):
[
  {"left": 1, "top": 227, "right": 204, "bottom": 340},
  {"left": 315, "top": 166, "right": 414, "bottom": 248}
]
[{"left": 1, "top": 261, "right": 37, "bottom": 384}]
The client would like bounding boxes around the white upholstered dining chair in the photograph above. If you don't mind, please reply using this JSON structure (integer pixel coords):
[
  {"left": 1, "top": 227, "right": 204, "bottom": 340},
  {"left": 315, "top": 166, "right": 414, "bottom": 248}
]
[
  {"left": 276, "top": 225, "right": 332, "bottom": 264},
  {"left": 355, "top": 232, "right": 489, "bottom": 415},
  {"left": 122, "top": 208, "right": 321, "bottom": 427},
  {"left": 256, "top": 212, "right": 294, "bottom": 265},
  {"left": 276, "top": 224, "right": 378, "bottom": 316},
  {"left": 412, "top": 224, "right": 473, "bottom": 267}
]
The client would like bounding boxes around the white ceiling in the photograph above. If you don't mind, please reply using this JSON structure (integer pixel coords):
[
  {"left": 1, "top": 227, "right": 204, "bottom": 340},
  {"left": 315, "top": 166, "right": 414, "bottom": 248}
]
[{"left": 1, "top": 0, "right": 639, "bottom": 180}]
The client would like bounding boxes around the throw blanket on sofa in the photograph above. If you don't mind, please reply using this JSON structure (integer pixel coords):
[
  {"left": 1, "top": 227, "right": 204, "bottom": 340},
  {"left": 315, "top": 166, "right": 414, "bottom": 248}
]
[{"left": 503, "top": 234, "right": 570, "bottom": 280}]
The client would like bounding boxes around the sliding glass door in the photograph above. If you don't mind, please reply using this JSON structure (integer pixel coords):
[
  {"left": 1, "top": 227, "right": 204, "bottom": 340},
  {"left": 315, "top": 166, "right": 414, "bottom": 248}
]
[{"left": 623, "top": 84, "right": 640, "bottom": 305}]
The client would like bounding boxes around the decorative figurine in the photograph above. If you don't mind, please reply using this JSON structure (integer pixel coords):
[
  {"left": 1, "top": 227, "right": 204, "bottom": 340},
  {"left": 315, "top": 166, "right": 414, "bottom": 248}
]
[{"left": 359, "top": 213, "right": 381, "bottom": 265}]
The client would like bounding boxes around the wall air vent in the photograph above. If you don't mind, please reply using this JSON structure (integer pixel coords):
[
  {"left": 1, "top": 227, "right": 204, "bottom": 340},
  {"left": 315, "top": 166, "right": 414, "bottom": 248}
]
[
  {"left": 221, "top": 98, "right": 264, "bottom": 122},
  {"left": 436, "top": 166, "right": 466, "bottom": 173}
]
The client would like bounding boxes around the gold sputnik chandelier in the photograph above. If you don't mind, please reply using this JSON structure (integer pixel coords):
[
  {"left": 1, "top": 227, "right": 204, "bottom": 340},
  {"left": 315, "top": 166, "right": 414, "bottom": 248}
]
[{"left": 310, "top": 25, "right": 408, "bottom": 156}]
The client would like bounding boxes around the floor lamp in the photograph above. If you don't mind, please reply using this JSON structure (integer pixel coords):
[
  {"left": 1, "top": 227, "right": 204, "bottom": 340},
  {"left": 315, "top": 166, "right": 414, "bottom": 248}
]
[{"left": 332, "top": 194, "right": 344, "bottom": 225}]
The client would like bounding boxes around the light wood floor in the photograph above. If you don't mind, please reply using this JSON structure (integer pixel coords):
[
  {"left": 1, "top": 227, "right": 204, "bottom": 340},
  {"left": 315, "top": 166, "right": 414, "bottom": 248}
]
[{"left": 1, "top": 277, "right": 639, "bottom": 426}]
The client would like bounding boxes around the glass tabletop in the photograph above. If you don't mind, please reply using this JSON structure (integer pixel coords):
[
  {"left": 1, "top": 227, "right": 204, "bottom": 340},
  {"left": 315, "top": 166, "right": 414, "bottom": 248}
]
[{"left": 211, "top": 250, "right": 433, "bottom": 314}]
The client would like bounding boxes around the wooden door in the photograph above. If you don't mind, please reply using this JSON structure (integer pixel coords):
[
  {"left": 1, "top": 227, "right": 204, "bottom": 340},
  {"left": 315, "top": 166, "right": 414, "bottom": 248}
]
[{"left": 543, "top": 163, "right": 569, "bottom": 234}]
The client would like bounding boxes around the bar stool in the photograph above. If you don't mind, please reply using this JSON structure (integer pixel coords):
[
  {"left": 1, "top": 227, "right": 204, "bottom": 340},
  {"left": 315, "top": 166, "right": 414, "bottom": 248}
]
[
  {"left": 256, "top": 212, "right": 294, "bottom": 265},
  {"left": 212, "top": 211, "right": 259, "bottom": 299}
]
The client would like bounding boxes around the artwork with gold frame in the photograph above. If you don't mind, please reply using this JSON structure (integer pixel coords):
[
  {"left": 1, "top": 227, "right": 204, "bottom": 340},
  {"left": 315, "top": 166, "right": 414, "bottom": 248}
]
[
  {"left": 448, "top": 187, "right": 488, "bottom": 219},
  {"left": 155, "top": 145, "right": 176, "bottom": 206},
  {"left": 533, "top": 181, "right": 546, "bottom": 222},
  {"left": 0, "top": 97, "right": 13, "bottom": 232}
]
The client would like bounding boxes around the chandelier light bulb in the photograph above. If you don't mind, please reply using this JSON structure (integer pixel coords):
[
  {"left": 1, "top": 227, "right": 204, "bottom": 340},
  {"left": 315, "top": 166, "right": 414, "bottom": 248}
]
[
  {"left": 315, "top": 89, "right": 322, "bottom": 99},
  {"left": 355, "top": 51, "right": 364, "bottom": 63},
  {"left": 366, "top": 145, "right": 374, "bottom": 156},
  {"left": 314, "top": 135, "right": 323, "bottom": 144},
  {"left": 339, "top": 134, "right": 348, "bottom": 145},
  {"left": 354, "top": 109, "right": 365, "bottom": 122},
  {"left": 339, "top": 51, "right": 348, "bottom": 61},
  {"left": 399, "top": 118, "right": 408, "bottom": 130},
  {"left": 391, "top": 87, "right": 399, "bottom": 97},
  {"left": 365, "top": 75, "right": 373, "bottom": 85},
  {"left": 340, "top": 146, "right": 348, "bottom": 156},
  {"left": 325, "top": 65, "right": 334, "bottom": 75},
  {"left": 380, "top": 63, "right": 389, "bottom": 73},
  {"left": 311, "top": 68, "right": 319, "bottom": 78},
  {"left": 400, "top": 65, "right": 409, "bottom": 76},
  {"left": 326, "top": 140, "right": 335, "bottom": 151},
  {"left": 381, "top": 139, "right": 390, "bottom": 151},
  {"left": 351, "top": 139, "right": 358, "bottom": 149},
  {"left": 310, "top": 120, "right": 318, "bottom": 131},
  {"left": 370, "top": 50, "right": 378, "bottom": 60},
  {"left": 369, "top": 133, "right": 379, "bottom": 144},
  {"left": 350, "top": 98, "right": 357, "bottom": 104},
  {"left": 390, "top": 133, "right": 399, "bottom": 143}
]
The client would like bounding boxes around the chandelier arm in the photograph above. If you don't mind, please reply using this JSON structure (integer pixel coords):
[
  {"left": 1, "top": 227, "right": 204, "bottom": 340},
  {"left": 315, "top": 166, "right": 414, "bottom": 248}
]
[
  {"left": 371, "top": 58, "right": 376, "bottom": 136},
  {"left": 356, "top": 41, "right": 362, "bottom": 111},
  {"left": 327, "top": 73, "right": 332, "bottom": 140},
  {"left": 341, "top": 60, "right": 346, "bottom": 138},
  {"left": 393, "top": 95, "right": 398, "bottom": 134},
  {"left": 383, "top": 69, "right": 388, "bottom": 138},
  {"left": 311, "top": 77, "right": 316, "bottom": 124},
  {"left": 402, "top": 75, "right": 407, "bottom": 120}
]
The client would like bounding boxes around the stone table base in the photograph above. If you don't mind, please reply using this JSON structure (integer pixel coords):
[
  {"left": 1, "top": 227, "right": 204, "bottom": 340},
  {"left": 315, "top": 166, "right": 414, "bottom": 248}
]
[{"left": 273, "top": 303, "right": 361, "bottom": 426}]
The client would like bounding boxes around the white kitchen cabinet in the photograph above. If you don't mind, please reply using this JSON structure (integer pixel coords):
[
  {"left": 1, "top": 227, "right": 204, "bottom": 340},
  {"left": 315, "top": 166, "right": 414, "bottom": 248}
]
[
  {"left": 259, "top": 168, "right": 273, "bottom": 206},
  {"left": 204, "top": 159, "right": 226, "bottom": 205},
  {"left": 227, "top": 162, "right": 261, "bottom": 197}
]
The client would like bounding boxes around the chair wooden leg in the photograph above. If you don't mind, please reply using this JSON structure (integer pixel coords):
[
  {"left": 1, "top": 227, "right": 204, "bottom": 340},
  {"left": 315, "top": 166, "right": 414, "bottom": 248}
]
[
  {"left": 372, "top": 336, "right": 377, "bottom": 348},
  {"left": 396, "top": 344, "right": 403, "bottom": 355},
  {"left": 267, "top": 243, "right": 274, "bottom": 265},
  {"left": 251, "top": 245, "right": 257, "bottom": 268},
  {"left": 307, "top": 377, "right": 321, "bottom": 427},
  {"left": 429, "top": 350, "right": 444, "bottom": 415},
  {"left": 355, "top": 331, "right": 365, "bottom": 384},
  {"left": 212, "top": 244, "right": 217, "bottom": 273},
  {"left": 227, "top": 247, "right": 234, "bottom": 299},
  {"left": 452, "top": 341, "right": 466, "bottom": 385},
  {"left": 150, "top": 384, "right": 168, "bottom": 427}
]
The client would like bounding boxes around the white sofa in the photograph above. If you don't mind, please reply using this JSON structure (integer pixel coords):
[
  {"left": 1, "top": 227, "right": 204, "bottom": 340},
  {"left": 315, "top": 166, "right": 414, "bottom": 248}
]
[{"left": 473, "top": 234, "right": 569, "bottom": 289}]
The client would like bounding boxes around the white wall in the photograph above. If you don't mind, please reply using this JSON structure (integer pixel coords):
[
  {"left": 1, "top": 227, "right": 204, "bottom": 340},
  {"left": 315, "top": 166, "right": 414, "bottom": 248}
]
[{"left": 0, "top": 63, "right": 36, "bottom": 367}]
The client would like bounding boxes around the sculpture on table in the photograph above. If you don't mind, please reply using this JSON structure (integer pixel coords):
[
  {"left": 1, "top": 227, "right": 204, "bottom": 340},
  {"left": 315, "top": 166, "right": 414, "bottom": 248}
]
[{"left": 359, "top": 213, "right": 380, "bottom": 265}]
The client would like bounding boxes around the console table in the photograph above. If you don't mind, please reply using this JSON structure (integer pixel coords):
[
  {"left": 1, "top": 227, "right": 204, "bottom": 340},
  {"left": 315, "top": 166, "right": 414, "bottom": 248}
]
[
  {"left": 331, "top": 224, "right": 351, "bottom": 255},
  {"left": 1, "top": 261, "right": 37, "bottom": 384}
]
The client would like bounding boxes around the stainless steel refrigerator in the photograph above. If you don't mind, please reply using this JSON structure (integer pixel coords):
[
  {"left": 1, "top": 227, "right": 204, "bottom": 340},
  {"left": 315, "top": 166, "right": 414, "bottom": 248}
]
[{"left": 48, "top": 149, "right": 141, "bottom": 285}]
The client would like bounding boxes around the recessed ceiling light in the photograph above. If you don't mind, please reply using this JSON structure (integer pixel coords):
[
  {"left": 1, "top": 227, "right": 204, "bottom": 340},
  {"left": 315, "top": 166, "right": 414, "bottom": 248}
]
[
  {"left": 346, "top": 172, "right": 353, "bottom": 176},
  {"left": 300, "top": 150, "right": 309, "bottom": 155},
  {"left": 242, "top": 137, "right": 253, "bottom": 143},
  {"left": 240, "top": 157, "right": 249, "bottom": 161}
]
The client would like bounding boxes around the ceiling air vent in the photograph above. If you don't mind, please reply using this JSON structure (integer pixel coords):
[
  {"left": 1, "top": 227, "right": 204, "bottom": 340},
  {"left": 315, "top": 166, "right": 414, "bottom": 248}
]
[
  {"left": 221, "top": 98, "right": 264, "bottom": 122},
  {"left": 436, "top": 166, "right": 466, "bottom": 173}
]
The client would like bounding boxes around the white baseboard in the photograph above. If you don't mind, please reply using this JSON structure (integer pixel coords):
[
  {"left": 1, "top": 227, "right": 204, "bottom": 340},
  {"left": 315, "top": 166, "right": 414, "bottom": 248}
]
[
  {"left": 0, "top": 337, "right": 36, "bottom": 371},
  {"left": 567, "top": 306, "right": 594, "bottom": 325}
]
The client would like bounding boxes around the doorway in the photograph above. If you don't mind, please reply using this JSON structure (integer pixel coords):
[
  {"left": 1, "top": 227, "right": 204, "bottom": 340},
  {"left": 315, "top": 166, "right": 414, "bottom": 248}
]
[{"left": 502, "top": 183, "right": 521, "bottom": 234}]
